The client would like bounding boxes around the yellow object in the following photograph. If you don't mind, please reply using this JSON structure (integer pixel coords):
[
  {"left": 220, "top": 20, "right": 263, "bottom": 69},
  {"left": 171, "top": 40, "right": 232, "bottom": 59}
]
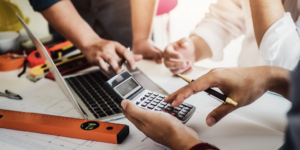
[
  {"left": 0, "top": 0, "right": 30, "bottom": 32},
  {"left": 28, "top": 54, "right": 85, "bottom": 77},
  {"left": 224, "top": 98, "right": 238, "bottom": 106}
]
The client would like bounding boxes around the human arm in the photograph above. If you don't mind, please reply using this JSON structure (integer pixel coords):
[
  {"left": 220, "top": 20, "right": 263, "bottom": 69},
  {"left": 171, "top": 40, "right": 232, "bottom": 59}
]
[
  {"left": 164, "top": 66, "right": 290, "bottom": 126},
  {"left": 250, "top": 0, "right": 300, "bottom": 70},
  {"left": 131, "top": 0, "right": 163, "bottom": 64},
  {"left": 249, "top": 0, "right": 284, "bottom": 47},
  {"left": 40, "top": 0, "right": 142, "bottom": 74},
  {"left": 163, "top": 0, "right": 245, "bottom": 74},
  {"left": 121, "top": 100, "right": 203, "bottom": 150}
]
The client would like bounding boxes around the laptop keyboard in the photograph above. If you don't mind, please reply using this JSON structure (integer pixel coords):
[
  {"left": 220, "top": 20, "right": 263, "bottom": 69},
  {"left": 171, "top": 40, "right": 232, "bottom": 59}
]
[{"left": 65, "top": 71, "right": 122, "bottom": 119}]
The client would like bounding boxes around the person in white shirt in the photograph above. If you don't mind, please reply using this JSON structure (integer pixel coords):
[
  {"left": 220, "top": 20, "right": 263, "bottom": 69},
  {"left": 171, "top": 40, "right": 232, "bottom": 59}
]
[{"left": 163, "top": 0, "right": 300, "bottom": 74}]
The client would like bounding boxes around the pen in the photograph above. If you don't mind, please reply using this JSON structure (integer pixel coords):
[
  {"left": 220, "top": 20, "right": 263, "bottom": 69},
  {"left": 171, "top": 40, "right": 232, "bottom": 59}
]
[
  {"left": 120, "top": 47, "right": 131, "bottom": 70},
  {"left": 177, "top": 74, "right": 238, "bottom": 106}
]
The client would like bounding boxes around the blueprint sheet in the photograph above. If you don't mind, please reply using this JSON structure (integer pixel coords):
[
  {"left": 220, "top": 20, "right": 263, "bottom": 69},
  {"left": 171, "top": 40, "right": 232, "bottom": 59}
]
[{"left": 0, "top": 79, "right": 169, "bottom": 150}]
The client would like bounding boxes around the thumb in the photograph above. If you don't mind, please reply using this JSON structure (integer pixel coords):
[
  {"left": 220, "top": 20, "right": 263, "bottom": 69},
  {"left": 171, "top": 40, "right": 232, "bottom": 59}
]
[
  {"left": 206, "top": 104, "right": 237, "bottom": 126},
  {"left": 121, "top": 100, "right": 147, "bottom": 121},
  {"left": 178, "top": 38, "right": 189, "bottom": 49}
]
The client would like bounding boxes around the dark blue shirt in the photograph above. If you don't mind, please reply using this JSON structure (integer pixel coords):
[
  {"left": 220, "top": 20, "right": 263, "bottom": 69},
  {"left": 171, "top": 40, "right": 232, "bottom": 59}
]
[
  {"left": 29, "top": 0, "right": 61, "bottom": 12},
  {"left": 281, "top": 62, "right": 300, "bottom": 150}
]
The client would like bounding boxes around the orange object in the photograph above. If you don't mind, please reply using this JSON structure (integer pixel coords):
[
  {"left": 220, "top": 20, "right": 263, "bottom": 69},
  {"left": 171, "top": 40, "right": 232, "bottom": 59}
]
[
  {"left": 0, "top": 109, "right": 129, "bottom": 144},
  {"left": 0, "top": 54, "right": 25, "bottom": 71},
  {"left": 49, "top": 41, "right": 72, "bottom": 51}
]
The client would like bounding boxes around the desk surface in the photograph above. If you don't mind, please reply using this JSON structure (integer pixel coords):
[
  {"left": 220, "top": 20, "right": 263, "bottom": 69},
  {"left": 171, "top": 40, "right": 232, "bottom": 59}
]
[{"left": 0, "top": 60, "right": 291, "bottom": 150}]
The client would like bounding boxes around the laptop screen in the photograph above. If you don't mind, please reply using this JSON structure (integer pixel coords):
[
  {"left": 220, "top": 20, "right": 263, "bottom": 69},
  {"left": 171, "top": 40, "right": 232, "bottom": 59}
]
[{"left": 17, "top": 13, "right": 86, "bottom": 119}]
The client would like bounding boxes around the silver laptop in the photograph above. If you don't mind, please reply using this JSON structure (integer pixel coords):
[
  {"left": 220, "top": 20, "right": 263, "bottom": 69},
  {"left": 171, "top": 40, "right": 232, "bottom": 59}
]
[{"left": 18, "top": 14, "right": 168, "bottom": 121}]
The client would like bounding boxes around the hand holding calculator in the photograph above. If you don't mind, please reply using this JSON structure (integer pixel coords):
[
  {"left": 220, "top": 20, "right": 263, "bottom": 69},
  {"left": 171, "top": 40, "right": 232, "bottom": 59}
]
[{"left": 105, "top": 71, "right": 196, "bottom": 123}]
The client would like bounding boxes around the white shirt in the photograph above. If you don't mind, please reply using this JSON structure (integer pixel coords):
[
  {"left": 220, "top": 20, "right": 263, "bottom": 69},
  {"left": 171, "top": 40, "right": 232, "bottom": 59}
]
[{"left": 191, "top": 0, "right": 300, "bottom": 70}]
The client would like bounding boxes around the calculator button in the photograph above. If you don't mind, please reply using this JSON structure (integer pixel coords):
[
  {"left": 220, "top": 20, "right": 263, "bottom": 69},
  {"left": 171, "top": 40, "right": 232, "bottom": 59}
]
[
  {"left": 184, "top": 107, "right": 190, "bottom": 111},
  {"left": 165, "top": 107, "right": 173, "bottom": 111},
  {"left": 159, "top": 96, "right": 165, "bottom": 98},
  {"left": 157, "top": 104, "right": 164, "bottom": 108},
  {"left": 154, "top": 98, "right": 161, "bottom": 101},
  {"left": 170, "top": 112, "right": 176, "bottom": 116},
  {"left": 145, "top": 100, "right": 151, "bottom": 103},
  {"left": 147, "top": 105, "right": 154, "bottom": 109},
  {"left": 155, "top": 108, "right": 162, "bottom": 111},
  {"left": 136, "top": 102, "right": 140, "bottom": 105},
  {"left": 182, "top": 110, "right": 188, "bottom": 113},
  {"left": 153, "top": 100, "right": 160, "bottom": 103},
  {"left": 161, "top": 102, "right": 167, "bottom": 105},
  {"left": 182, "top": 103, "right": 193, "bottom": 108},
  {"left": 145, "top": 94, "right": 151, "bottom": 97},
  {"left": 179, "top": 105, "right": 184, "bottom": 108},
  {"left": 148, "top": 92, "right": 153, "bottom": 94},
  {"left": 179, "top": 112, "right": 186, "bottom": 116},
  {"left": 149, "top": 97, "right": 155, "bottom": 100},
  {"left": 174, "top": 110, "right": 180, "bottom": 113},
  {"left": 141, "top": 102, "right": 148, "bottom": 107},
  {"left": 153, "top": 93, "right": 158, "bottom": 96},
  {"left": 151, "top": 102, "right": 158, "bottom": 106},
  {"left": 141, "top": 97, "right": 145, "bottom": 100},
  {"left": 174, "top": 107, "right": 181, "bottom": 111},
  {"left": 150, "top": 96, "right": 156, "bottom": 99},
  {"left": 177, "top": 115, "right": 184, "bottom": 120}
]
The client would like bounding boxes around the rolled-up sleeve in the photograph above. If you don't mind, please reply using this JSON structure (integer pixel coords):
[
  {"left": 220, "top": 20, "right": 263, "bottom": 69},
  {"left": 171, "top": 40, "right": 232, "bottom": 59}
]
[
  {"left": 29, "top": 0, "right": 61, "bottom": 12},
  {"left": 259, "top": 13, "right": 300, "bottom": 71},
  {"left": 190, "top": 0, "right": 245, "bottom": 61}
]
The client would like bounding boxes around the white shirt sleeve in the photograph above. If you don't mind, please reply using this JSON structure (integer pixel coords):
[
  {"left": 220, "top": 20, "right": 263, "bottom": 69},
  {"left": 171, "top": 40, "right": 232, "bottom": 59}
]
[
  {"left": 259, "top": 13, "right": 300, "bottom": 71},
  {"left": 190, "top": 0, "right": 245, "bottom": 61}
]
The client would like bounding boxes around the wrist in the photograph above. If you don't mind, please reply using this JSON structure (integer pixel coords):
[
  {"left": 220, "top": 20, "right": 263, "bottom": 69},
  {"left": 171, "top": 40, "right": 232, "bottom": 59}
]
[
  {"left": 266, "top": 66, "right": 290, "bottom": 98},
  {"left": 170, "top": 130, "right": 202, "bottom": 150},
  {"left": 190, "top": 35, "right": 212, "bottom": 62},
  {"left": 79, "top": 37, "right": 103, "bottom": 52}
]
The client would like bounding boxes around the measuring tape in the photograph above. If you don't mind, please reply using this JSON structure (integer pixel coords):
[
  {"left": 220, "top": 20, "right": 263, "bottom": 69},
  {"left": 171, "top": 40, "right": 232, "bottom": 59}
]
[{"left": 0, "top": 109, "right": 129, "bottom": 144}]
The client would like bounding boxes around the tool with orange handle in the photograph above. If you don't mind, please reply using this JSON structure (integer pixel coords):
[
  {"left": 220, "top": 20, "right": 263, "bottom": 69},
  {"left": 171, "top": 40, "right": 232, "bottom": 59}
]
[{"left": 0, "top": 109, "right": 129, "bottom": 144}]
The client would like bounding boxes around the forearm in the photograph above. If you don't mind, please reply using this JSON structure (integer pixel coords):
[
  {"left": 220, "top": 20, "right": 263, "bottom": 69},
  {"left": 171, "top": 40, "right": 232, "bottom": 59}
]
[
  {"left": 40, "top": 0, "right": 100, "bottom": 50},
  {"left": 131, "top": 0, "right": 157, "bottom": 43},
  {"left": 190, "top": 35, "right": 212, "bottom": 62},
  {"left": 267, "top": 66, "right": 291, "bottom": 99},
  {"left": 250, "top": 0, "right": 284, "bottom": 47}
]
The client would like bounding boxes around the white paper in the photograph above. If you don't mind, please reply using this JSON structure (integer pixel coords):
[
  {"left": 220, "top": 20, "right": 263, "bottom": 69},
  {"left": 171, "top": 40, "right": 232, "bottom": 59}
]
[
  {"left": 186, "top": 107, "right": 284, "bottom": 150},
  {"left": 0, "top": 79, "right": 169, "bottom": 150}
]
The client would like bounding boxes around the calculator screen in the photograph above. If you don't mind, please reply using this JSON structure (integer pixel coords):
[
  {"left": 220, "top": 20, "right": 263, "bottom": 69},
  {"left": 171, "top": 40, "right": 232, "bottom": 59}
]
[{"left": 115, "top": 78, "right": 139, "bottom": 97}]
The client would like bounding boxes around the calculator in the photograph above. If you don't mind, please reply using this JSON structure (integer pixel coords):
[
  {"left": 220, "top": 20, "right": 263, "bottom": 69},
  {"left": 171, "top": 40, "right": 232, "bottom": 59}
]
[{"left": 105, "top": 71, "right": 196, "bottom": 124}]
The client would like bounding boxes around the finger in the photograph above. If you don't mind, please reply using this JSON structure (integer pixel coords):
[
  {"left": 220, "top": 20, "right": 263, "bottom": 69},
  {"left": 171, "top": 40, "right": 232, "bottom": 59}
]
[
  {"left": 164, "top": 59, "right": 188, "bottom": 69},
  {"left": 181, "top": 66, "right": 193, "bottom": 75},
  {"left": 97, "top": 57, "right": 109, "bottom": 73},
  {"left": 115, "top": 43, "right": 137, "bottom": 70},
  {"left": 164, "top": 45, "right": 182, "bottom": 59},
  {"left": 206, "top": 103, "right": 238, "bottom": 126},
  {"left": 165, "top": 73, "right": 219, "bottom": 106},
  {"left": 178, "top": 37, "right": 189, "bottom": 49},
  {"left": 134, "top": 54, "right": 143, "bottom": 62},
  {"left": 154, "top": 50, "right": 163, "bottom": 64},
  {"left": 121, "top": 100, "right": 149, "bottom": 123},
  {"left": 103, "top": 55, "right": 121, "bottom": 74}
]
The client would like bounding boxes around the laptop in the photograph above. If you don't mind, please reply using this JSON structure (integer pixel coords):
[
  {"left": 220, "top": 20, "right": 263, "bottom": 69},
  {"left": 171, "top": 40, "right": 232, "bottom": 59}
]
[{"left": 18, "top": 14, "right": 195, "bottom": 123}]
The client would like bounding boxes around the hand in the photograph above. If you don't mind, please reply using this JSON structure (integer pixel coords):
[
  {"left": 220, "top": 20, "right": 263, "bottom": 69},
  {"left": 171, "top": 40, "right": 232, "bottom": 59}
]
[
  {"left": 132, "top": 39, "right": 163, "bottom": 64},
  {"left": 164, "top": 67, "right": 290, "bottom": 126},
  {"left": 121, "top": 100, "right": 201, "bottom": 150},
  {"left": 164, "top": 37, "right": 195, "bottom": 74},
  {"left": 82, "top": 38, "right": 143, "bottom": 74}
]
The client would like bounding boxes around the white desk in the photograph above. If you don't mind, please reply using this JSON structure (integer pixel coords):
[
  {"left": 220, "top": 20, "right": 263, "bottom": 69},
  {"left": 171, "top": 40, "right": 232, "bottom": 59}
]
[{"left": 0, "top": 60, "right": 292, "bottom": 150}]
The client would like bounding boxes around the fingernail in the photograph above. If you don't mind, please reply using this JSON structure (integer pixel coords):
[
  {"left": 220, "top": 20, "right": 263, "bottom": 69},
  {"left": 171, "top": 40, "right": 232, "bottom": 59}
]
[
  {"left": 121, "top": 100, "right": 128, "bottom": 110},
  {"left": 207, "top": 117, "right": 216, "bottom": 126}
]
